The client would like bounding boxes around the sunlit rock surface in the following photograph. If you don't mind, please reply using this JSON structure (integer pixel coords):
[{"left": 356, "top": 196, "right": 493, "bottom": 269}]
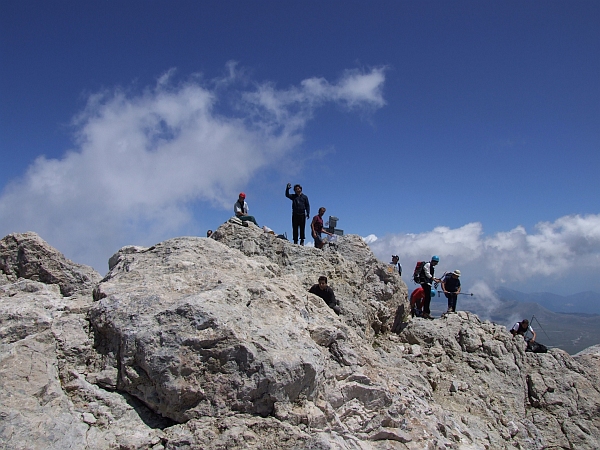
[{"left": 0, "top": 227, "right": 598, "bottom": 449}]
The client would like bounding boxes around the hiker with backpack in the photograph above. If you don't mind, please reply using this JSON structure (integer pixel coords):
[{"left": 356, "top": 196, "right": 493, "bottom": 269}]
[
  {"left": 390, "top": 255, "right": 402, "bottom": 276},
  {"left": 285, "top": 183, "right": 310, "bottom": 245},
  {"left": 412, "top": 255, "right": 441, "bottom": 319},
  {"left": 311, "top": 207, "right": 333, "bottom": 249},
  {"left": 441, "top": 269, "right": 461, "bottom": 313},
  {"left": 410, "top": 286, "right": 437, "bottom": 318},
  {"left": 234, "top": 192, "right": 259, "bottom": 226}
]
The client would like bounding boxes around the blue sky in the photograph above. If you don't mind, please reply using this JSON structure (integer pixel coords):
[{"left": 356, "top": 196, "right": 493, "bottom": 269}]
[{"left": 1, "top": 1, "right": 599, "bottom": 297}]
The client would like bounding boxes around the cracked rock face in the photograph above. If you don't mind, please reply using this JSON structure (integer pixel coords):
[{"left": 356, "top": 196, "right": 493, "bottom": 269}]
[
  {"left": 0, "top": 232, "right": 101, "bottom": 296},
  {"left": 1, "top": 226, "right": 599, "bottom": 449}
]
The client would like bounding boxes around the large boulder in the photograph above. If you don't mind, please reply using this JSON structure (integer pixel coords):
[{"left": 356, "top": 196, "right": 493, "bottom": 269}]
[
  {"left": 395, "top": 311, "right": 600, "bottom": 449},
  {"left": 0, "top": 232, "right": 101, "bottom": 296},
  {"left": 0, "top": 236, "right": 167, "bottom": 450},
  {"left": 89, "top": 232, "right": 411, "bottom": 424},
  {"left": 211, "top": 221, "right": 409, "bottom": 337}
]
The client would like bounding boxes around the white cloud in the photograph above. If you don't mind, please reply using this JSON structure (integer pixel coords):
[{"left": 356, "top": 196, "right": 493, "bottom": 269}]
[
  {"left": 367, "top": 214, "right": 600, "bottom": 293},
  {"left": 363, "top": 234, "right": 378, "bottom": 244},
  {"left": 0, "top": 66, "right": 387, "bottom": 272}
]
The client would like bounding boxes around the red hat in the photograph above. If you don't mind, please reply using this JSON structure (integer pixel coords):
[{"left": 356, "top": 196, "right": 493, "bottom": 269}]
[{"left": 239, "top": 192, "right": 246, "bottom": 198}]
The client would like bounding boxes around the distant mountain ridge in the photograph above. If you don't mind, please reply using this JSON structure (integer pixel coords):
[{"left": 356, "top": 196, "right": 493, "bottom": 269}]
[{"left": 495, "top": 287, "right": 600, "bottom": 315}]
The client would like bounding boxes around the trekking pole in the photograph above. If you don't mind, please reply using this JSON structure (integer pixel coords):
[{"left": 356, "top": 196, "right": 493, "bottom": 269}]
[
  {"left": 531, "top": 315, "right": 552, "bottom": 345},
  {"left": 437, "top": 292, "right": 473, "bottom": 296}
]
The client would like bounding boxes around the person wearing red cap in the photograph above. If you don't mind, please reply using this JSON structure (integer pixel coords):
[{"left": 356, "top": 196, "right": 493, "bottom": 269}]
[{"left": 234, "top": 192, "right": 258, "bottom": 226}]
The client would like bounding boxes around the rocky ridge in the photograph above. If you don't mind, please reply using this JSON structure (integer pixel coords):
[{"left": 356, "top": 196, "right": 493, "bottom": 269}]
[{"left": 0, "top": 226, "right": 599, "bottom": 449}]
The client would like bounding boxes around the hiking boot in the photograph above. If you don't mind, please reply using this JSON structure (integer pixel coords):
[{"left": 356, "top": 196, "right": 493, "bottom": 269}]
[
  {"left": 300, "top": 240, "right": 304, "bottom": 246},
  {"left": 422, "top": 313, "right": 434, "bottom": 320}
]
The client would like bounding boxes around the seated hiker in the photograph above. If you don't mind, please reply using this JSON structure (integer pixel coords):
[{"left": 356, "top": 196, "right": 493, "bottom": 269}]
[
  {"left": 308, "top": 276, "right": 340, "bottom": 315},
  {"left": 234, "top": 192, "right": 258, "bottom": 226},
  {"left": 441, "top": 269, "right": 461, "bottom": 313},
  {"left": 311, "top": 207, "right": 333, "bottom": 249},
  {"left": 410, "top": 287, "right": 436, "bottom": 318}
]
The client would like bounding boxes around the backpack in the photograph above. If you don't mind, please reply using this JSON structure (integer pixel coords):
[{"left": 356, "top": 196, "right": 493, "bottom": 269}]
[
  {"left": 412, "top": 261, "right": 426, "bottom": 284},
  {"left": 526, "top": 341, "right": 548, "bottom": 353}
]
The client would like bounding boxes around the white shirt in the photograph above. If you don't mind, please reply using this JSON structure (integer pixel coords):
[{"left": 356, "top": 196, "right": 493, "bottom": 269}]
[
  {"left": 511, "top": 322, "right": 533, "bottom": 335},
  {"left": 234, "top": 200, "right": 248, "bottom": 215}
]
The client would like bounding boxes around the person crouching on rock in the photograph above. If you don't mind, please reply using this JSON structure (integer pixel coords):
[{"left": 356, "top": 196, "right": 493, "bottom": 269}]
[
  {"left": 308, "top": 276, "right": 340, "bottom": 315},
  {"left": 410, "top": 286, "right": 437, "bottom": 318},
  {"left": 510, "top": 319, "right": 536, "bottom": 341},
  {"left": 511, "top": 319, "right": 548, "bottom": 353},
  {"left": 234, "top": 192, "right": 259, "bottom": 226}
]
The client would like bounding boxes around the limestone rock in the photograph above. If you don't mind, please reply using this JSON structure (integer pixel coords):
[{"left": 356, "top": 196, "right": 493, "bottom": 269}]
[
  {"left": 396, "top": 312, "right": 600, "bottom": 449},
  {"left": 212, "top": 222, "right": 409, "bottom": 337},
  {"left": 0, "top": 232, "right": 101, "bottom": 296},
  {"left": 1, "top": 227, "right": 599, "bottom": 449}
]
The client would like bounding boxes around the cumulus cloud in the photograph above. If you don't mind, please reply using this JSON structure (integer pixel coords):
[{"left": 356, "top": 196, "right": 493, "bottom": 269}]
[
  {"left": 0, "top": 65, "right": 386, "bottom": 271},
  {"left": 367, "top": 214, "right": 600, "bottom": 293}
]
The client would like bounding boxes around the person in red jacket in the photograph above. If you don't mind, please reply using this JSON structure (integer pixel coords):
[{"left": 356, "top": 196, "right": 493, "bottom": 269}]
[{"left": 410, "top": 287, "right": 437, "bottom": 318}]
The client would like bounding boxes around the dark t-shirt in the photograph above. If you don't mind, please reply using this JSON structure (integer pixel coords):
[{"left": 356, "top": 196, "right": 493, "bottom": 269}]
[
  {"left": 309, "top": 284, "right": 336, "bottom": 307},
  {"left": 443, "top": 275, "right": 461, "bottom": 293}
]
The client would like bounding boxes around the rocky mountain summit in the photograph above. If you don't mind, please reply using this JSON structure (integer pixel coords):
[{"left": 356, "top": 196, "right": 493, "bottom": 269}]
[{"left": 1, "top": 225, "right": 599, "bottom": 449}]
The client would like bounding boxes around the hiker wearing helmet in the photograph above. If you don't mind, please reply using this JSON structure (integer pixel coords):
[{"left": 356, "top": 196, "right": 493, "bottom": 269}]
[
  {"left": 421, "top": 255, "right": 441, "bottom": 319},
  {"left": 234, "top": 192, "right": 258, "bottom": 226},
  {"left": 442, "top": 269, "right": 461, "bottom": 313},
  {"left": 390, "top": 255, "right": 402, "bottom": 276},
  {"left": 285, "top": 183, "right": 310, "bottom": 245}
]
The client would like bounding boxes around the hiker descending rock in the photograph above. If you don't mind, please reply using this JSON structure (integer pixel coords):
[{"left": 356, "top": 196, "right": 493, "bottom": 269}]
[
  {"left": 234, "top": 192, "right": 259, "bottom": 226},
  {"left": 510, "top": 319, "right": 548, "bottom": 353},
  {"left": 390, "top": 255, "right": 402, "bottom": 276},
  {"left": 285, "top": 183, "right": 310, "bottom": 245},
  {"left": 441, "top": 269, "right": 461, "bottom": 313},
  {"left": 311, "top": 207, "right": 333, "bottom": 249},
  {"left": 308, "top": 276, "right": 340, "bottom": 315},
  {"left": 410, "top": 286, "right": 437, "bottom": 318},
  {"left": 510, "top": 319, "right": 536, "bottom": 341},
  {"left": 413, "top": 255, "right": 441, "bottom": 319}
]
